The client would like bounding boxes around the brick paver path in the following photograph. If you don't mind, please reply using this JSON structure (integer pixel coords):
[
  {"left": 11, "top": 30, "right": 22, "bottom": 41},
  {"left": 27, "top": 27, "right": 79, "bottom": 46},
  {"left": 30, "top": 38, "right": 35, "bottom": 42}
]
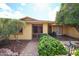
[{"left": 20, "top": 39, "right": 39, "bottom": 56}]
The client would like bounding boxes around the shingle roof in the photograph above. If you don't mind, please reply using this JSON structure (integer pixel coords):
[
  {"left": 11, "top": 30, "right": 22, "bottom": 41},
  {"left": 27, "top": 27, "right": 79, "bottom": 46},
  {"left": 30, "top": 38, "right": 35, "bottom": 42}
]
[
  {"left": 20, "top": 16, "right": 55, "bottom": 24},
  {"left": 20, "top": 16, "right": 39, "bottom": 21}
]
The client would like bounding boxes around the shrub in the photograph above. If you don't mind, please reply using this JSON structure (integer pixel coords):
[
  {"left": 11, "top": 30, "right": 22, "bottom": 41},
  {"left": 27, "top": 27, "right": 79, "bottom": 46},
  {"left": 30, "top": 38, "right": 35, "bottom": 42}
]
[
  {"left": 39, "top": 33, "right": 50, "bottom": 41},
  {"left": 38, "top": 34, "right": 68, "bottom": 56},
  {"left": 73, "top": 49, "right": 79, "bottom": 56}
]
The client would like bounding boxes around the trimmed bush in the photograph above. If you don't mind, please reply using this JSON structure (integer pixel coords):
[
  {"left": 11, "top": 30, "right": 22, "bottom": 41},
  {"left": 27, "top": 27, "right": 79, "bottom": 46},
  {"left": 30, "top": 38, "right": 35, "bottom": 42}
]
[
  {"left": 38, "top": 34, "right": 68, "bottom": 56},
  {"left": 39, "top": 33, "right": 49, "bottom": 41},
  {"left": 73, "top": 49, "right": 79, "bottom": 56}
]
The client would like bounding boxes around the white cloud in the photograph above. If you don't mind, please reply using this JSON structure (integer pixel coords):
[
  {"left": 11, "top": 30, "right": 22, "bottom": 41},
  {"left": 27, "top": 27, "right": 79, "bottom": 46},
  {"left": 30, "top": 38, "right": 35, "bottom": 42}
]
[
  {"left": 49, "top": 10, "right": 56, "bottom": 21},
  {"left": 0, "top": 10, "right": 25, "bottom": 19},
  {"left": 48, "top": 6, "right": 60, "bottom": 21},
  {"left": 33, "top": 3, "right": 49, "bottom": 11},
  {"left": 53, "top": 6, "right": 60, "bottom": 12},
  {"left": 0, "top": 3, "right": 12, "bottom": 12},
  {"left": 17, "top": 7, "right": 24, "bottom": 11},
  {"left": 0, "top": 3, "right": 60, "bottom": 21},
  {"left": 13, "top": 11, "right": 25, "bottom": 19},
  {"left": 0, "top": 3, "right": 25, "bottom": 19}
]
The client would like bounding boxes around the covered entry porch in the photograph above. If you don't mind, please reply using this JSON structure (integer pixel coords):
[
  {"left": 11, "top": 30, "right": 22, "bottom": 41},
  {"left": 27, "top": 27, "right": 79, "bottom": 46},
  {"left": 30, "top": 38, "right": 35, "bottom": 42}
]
[
  {"left": 32, "top": 24, "right": 43, "bottom": 39},
  {"left": 32, "top": 23, "right": 48, "bottom": 39},
  {"left": 48, "top": 24, "right": 63, "bottom": 36},
  {"left": 32, "top": 23, "right": 63, "bottom": 39}
]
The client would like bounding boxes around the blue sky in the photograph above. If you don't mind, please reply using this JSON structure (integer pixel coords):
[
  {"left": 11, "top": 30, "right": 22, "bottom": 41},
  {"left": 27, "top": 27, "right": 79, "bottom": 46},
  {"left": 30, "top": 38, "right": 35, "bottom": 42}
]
[{"left": 0, "top": 3, "right": 61, "bottom": 21}]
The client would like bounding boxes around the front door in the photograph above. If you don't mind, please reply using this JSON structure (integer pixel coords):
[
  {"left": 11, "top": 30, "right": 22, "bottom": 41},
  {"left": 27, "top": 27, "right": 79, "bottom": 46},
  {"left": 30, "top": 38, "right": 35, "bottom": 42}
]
[{"left": 32, "top": 24, "right": 43, "bottom": 39}]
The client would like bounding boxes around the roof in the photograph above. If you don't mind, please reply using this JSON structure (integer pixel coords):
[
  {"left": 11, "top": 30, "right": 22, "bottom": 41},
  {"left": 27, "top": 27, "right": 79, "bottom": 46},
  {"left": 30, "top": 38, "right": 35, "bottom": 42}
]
[
  {"left": 20, "top": 16, "right": 54, "bottom": 24},
  {"left": 20, "top": 16, "right": 38, "bottom": 21}
]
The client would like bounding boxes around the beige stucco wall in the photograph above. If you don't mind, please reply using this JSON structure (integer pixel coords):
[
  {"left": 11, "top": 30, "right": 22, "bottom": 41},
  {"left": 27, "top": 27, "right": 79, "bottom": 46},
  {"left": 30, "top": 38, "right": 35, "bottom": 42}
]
[
  {"left": 62, "top": 26, "right": 79, "bottom": 39},
  {"left": 9, "top": 22, "right": 32, "bottom": 40},
  {"left": 62, "top": 26, "right": 68, "bottom": 35},
  {"left": 51, "top": 25, "right": 79, "bottom": 39},
  {"left": 43, "top": 23, "right": 48, "bottom": 34},
  {"left": 9, "top": 21, "right": 79, "bottom": 40},
  {"left": 10, "top": 22, "right": 49, "bottom": 40},
  {"left": 23, "top": 23, "right": 32, "bottom": 40},
  {"left": 66, "top": 27, "right": 79, "bottom": 38}
]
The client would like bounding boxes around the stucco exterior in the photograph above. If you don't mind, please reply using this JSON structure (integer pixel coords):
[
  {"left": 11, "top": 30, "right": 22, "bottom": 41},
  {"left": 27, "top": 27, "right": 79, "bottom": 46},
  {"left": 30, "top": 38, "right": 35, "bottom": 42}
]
[
  {"left": 43, "top": 23, "right": 48, "bottom": 34},
  {"left": 9, "top": 22, "right": 32, "bottom": 40},
  {"left": 63, "top": 26, "right": 79, "bottom": 39},
  {"left": 9, "top": 17, "right": 79, "bottom": 40},
  {"left": 9, "top": 22, "right": 49, "bottom": 40},
  {"left": 51, "top": 25, "right": 79, "bottom": 39},
  {"left": 62, "top": 26, "right": 68, "bottom": 35}
]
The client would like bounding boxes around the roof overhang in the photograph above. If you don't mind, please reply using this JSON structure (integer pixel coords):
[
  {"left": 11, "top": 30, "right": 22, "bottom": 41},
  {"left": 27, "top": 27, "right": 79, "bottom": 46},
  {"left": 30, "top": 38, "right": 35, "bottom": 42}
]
[{"left": 20, "top": 16, "right": 55, "bottom": 24}]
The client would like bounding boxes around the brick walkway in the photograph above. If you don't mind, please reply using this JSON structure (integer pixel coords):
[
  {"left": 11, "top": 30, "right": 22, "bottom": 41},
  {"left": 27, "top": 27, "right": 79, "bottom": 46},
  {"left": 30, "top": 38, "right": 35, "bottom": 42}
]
[{"left": 20, "top": 39, "right": 39, "bottom": 56}]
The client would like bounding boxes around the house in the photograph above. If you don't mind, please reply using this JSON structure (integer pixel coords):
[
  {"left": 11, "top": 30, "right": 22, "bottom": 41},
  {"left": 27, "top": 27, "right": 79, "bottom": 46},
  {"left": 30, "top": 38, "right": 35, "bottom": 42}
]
[{"left": 9, "top": 17, "right": 79, "bottom": 40}]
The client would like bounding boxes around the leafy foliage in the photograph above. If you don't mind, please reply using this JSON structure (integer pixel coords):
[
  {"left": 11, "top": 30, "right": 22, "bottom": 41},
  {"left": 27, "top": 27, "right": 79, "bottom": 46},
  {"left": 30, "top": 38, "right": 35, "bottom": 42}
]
[
  {"left": 38, "top": 34, "right": 68, "bottom": 56},
  {"left": 73, "top": 48, "right": 79, "bottom": 56},
  {"left": 39, "top": 33, "right": 49, "bottom": 41},
  {"left": 0, "top": 18, "right": 24, "bottom": 40},
  {"left": 56, "top": 3, "right": 79, "bottom": 26}
]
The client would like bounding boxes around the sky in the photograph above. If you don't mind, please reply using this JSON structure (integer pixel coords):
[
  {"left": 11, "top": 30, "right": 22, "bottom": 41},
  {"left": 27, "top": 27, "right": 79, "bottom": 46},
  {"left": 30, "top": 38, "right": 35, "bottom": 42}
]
[{"left": 0, "top": 3, "right": 61, "bottom": 21}]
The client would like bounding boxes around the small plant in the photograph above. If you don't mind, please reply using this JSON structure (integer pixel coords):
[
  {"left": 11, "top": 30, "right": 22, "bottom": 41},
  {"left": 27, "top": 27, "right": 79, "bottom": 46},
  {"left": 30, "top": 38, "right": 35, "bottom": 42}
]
[
  {"left": 73, "top": 48, "right": 79, "bottom": 56},
  {"left": 38, "top": 34, "right": 68, "bottom": 56}
]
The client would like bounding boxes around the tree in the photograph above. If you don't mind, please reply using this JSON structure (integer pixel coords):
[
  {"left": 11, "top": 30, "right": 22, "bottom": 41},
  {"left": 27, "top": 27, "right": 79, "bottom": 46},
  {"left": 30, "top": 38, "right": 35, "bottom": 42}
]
[
  {"left": 56, "top": 3, "right": 79, "bottom": 32},
  {"left": 11, "top": 20, "right": 24, "bottom": 41},
  {"left": 0, "top": 18, "right": 24, "bottom": 41},
  {"left": 0, "top": 18, "right": 12, "bottom": 40},
  {"left": 8, "top": 19, "right": 24, "bottom": 52}
]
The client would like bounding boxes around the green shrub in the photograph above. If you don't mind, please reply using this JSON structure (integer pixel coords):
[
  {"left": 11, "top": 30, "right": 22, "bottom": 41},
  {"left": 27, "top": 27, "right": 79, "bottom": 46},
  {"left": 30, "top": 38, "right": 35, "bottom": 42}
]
[
  {"left": 38, "top": 34, "right": 68, "bottom": 56},
  {"left": 73, "top": 49, "right": 79, "bottom": 56},
  {"left": 39, "top": 33, "right": 52, "bottom": 41}
]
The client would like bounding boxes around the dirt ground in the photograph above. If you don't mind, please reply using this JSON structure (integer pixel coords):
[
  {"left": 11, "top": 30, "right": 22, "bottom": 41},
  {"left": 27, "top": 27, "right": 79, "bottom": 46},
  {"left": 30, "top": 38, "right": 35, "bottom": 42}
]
[
  {"left": 0, "top": 35, "right": 79, "bottom": 56},
  {"left": 0, "top": 40, "right": 30, "bottom": 55},
  {"left": 0, "top": 39, "right": 39, "bottom": 56}
]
